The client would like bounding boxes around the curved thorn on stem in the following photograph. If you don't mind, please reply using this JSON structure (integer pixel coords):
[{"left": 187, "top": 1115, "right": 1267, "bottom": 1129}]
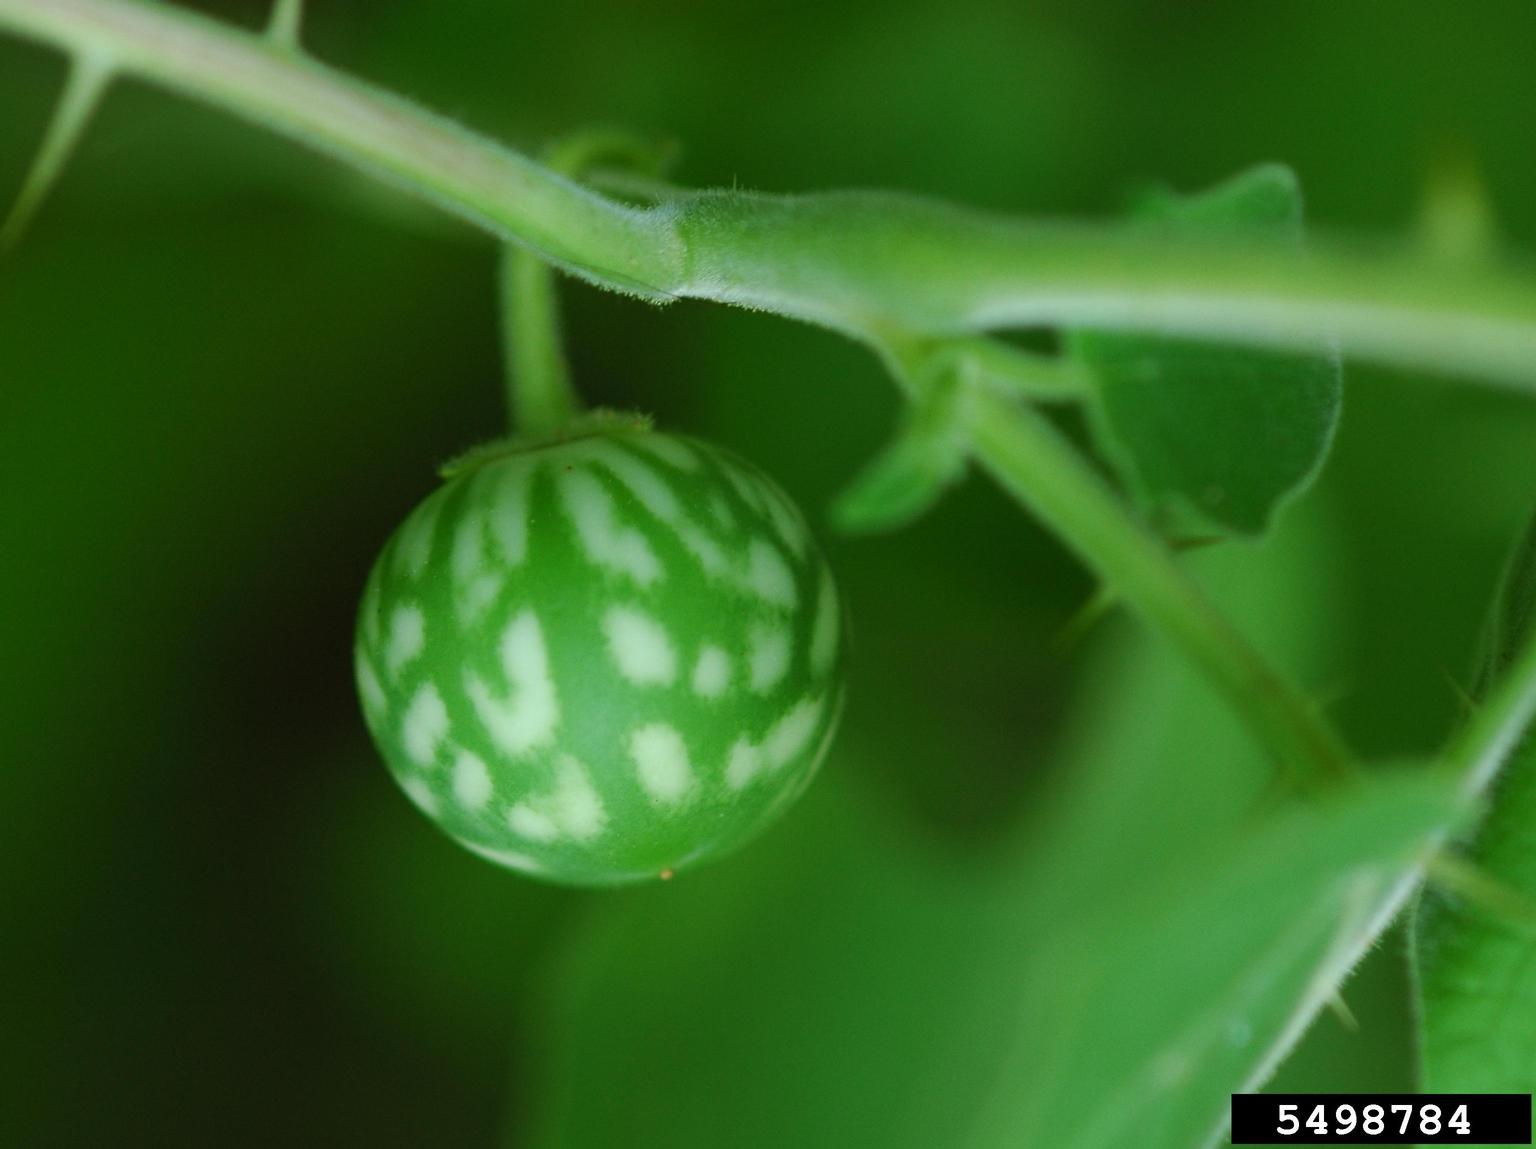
[
  {"left": 1452, "top": 624, "right": 1536, "bottom": 801},
  {"left": 1, "top": 47, "right": 113, "bottom": 254},
  {"left": 266, "top": 0, "right": 303, "bottom": 53},
  {"left": 1426, "top": 852, "right": 1536, "bottom": 936}
]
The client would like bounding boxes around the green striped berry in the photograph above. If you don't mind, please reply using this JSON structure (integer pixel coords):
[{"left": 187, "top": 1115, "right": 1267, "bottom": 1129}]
[{"left": 353, "top": 426, "right": 847, "bottom": 886}]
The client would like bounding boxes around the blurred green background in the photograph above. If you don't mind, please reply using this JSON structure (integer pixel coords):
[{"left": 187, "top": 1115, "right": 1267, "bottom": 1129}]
[{"left": 4, "top": 1, "right": 1536, "bottom": 1145}]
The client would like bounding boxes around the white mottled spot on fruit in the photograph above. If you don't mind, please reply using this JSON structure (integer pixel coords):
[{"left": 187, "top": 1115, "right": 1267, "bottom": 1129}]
[
  {"left": 763, "top": 485, "right": 808, "bottom": 556},
  {"left": 764, "top": 695, "right": 824, "bottom": 769},
  {"left": 586, "top": 441, "right": 681, "bottom": 522},
  {"left": 462, "top": 840, "right": 545, "bottom": 874},
  {"left": 452, "top": 750, "right": 493, "bottom": 810},
  {"left": 810, "top": 567, "right": 840, "bottom": 678},
  {"left": 451, "top": 507, "right": 500, "bottom": 625},
  {"left": 559, "top": 468, "right": 663, "bottom": 586},
  {"left": 467, "top": 610, "right": 558, "bottom": 756},
  {"left": 629, "top": 434, "right": 699, "bottom": 471},
  {"left": 451, "top": 504, "right": 483, "bottom": 580},
  {"left": 724, "top": 738, "right": 761, "bottom": 790},
  {"left": 604, "top": 605, "right": 677, "bottom": 685},
  {"left": 748, "top": 625, "right": 792, "bottom": 693},
  {"left": 764, "top": 693, "right": 841, "bottom": 820},
  {"left": 360, "top": 577, "right": 384, "bottom": 648},
  {"left": 490, "top": 462, "right": 531, "bottom": 565},
  {"left": 721, "top": 459, "right": 768, "bottom": 513},
  {"left": 394, "top": 496, "right": 443, "bottom": 579},
  {"left": 675, "top": 521, "right": 728, "bottom": 576},
  {"left": 692, "top": 644, "right": 731, "bottom": 698},
  {"left": 401, "top": 683, "right": 449, "bottom": 766},
  {"left": 400, "top": 776, "right": 438, "bottom": 815},
  {"left": 502, "top": 755, "right": 606, "bottom": 844},
  {"left": 549, "top": 754, "right": 606, "bottom": 838},
  {"left": 385, "top": 604, "right": 425, "bottom": 677},
  {"left": 355, "top": 652, "right": 387, "bottom": 718},
  {"left": 746, "top": 539, "right": 797, "bottom": 609},
  {"left": 630, "top": 724, "right": 695, "bottom": 804},
  {"left": 461, "top": 575, "right": 500, "bottom": 625},
  {"left": 507, "top": 803, "right": 559, "bottom": 842},
  {"left": 582, "top": 439, "right": 733, "bottom": 578}
]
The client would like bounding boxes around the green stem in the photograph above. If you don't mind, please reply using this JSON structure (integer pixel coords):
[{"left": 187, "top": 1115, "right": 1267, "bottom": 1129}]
[
  {"left": 934, "top": 337, "right": 1092, "bottom": 402},
  {"left": 9, "top": 0, "right": 1536, "bottom": 390},
  {"left": 265, "top": 0, "right": 302, "bottom": 52},
  {"left": 501, "top": 245, "right": 577, "bottom": 434},
  {"left": 499, "top": 131, "right": 674, "bottom": 433},
  {"left": 675, "top": 192, "right": 1536, "bottom": 390},
  {"left": 0, "top": 0, "right": 683, "bottom": 296},
  {"left": 957, "top": 376, "right": 1353, "bottom": 785}
]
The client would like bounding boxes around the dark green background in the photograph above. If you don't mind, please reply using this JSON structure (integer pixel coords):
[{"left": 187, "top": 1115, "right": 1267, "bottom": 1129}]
[{"left": 3, "top": 1, "right": 1535, "bottom": 1145}]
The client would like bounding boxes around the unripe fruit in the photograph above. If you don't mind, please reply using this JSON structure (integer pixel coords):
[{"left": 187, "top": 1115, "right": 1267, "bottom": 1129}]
[{"left": 354, "top": 426, "right": 847, "bottom": 886}]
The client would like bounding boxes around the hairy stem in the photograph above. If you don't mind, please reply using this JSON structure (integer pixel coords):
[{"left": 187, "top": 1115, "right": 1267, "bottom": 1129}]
[
  {"left": 8, "top": 0, "right": 1536, "bottom": 390},
  {"left": 675, "top": 192, "right": 1536, "bottom": 390},
  {"left": 0, "top": 0, "right": 684, "bottom": 296},
  {"left": 496, "top": 131, "right": 672, "bottom": 433}
]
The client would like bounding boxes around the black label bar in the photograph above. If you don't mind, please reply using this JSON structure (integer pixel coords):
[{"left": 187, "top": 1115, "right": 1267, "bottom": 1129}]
[{"left": 1231, "top": 1093, "right": 1532, "bottom": 1144}]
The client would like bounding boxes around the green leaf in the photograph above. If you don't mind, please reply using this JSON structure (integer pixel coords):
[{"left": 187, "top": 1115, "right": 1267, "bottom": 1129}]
[
  {"left": 1072, "top": 164, "right": 1343, "bottom": 538},
  {"left": 513, "top": 766, "right": 1455, "bottom": 1149},
  {"left": 1415, "top": 510, "right": 1536, "bottom": 1092},
  {"left": 968, "top": 770, "right": 1457, "bottom": 1149},
  {"left": 829, "top": 371, "right": 969, "bottom": 533},
  {"left": 1416, "top": 749, "right": 1536, "bottom": 1092}
]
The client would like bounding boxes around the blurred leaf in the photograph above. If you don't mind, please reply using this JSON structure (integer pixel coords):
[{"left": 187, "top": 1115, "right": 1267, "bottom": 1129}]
[
  {"left": 829, "top": 370, "right": 969, "bottom": 533},
  {"left": 1072, "top": 164, "right": 1342, "bottom": 538},
  {"left": 1415, "top": 509, "right": 1536, "bottom": 1091},
  {"left": 517, "top": 761, "right": 1457, "bottom": 1149},
  {"left": 515, "top": 773, "right": 1031, "bottom": 1149},
  {"left": 969, "top": 769, "right": 1457, "bottom": 1149}
]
